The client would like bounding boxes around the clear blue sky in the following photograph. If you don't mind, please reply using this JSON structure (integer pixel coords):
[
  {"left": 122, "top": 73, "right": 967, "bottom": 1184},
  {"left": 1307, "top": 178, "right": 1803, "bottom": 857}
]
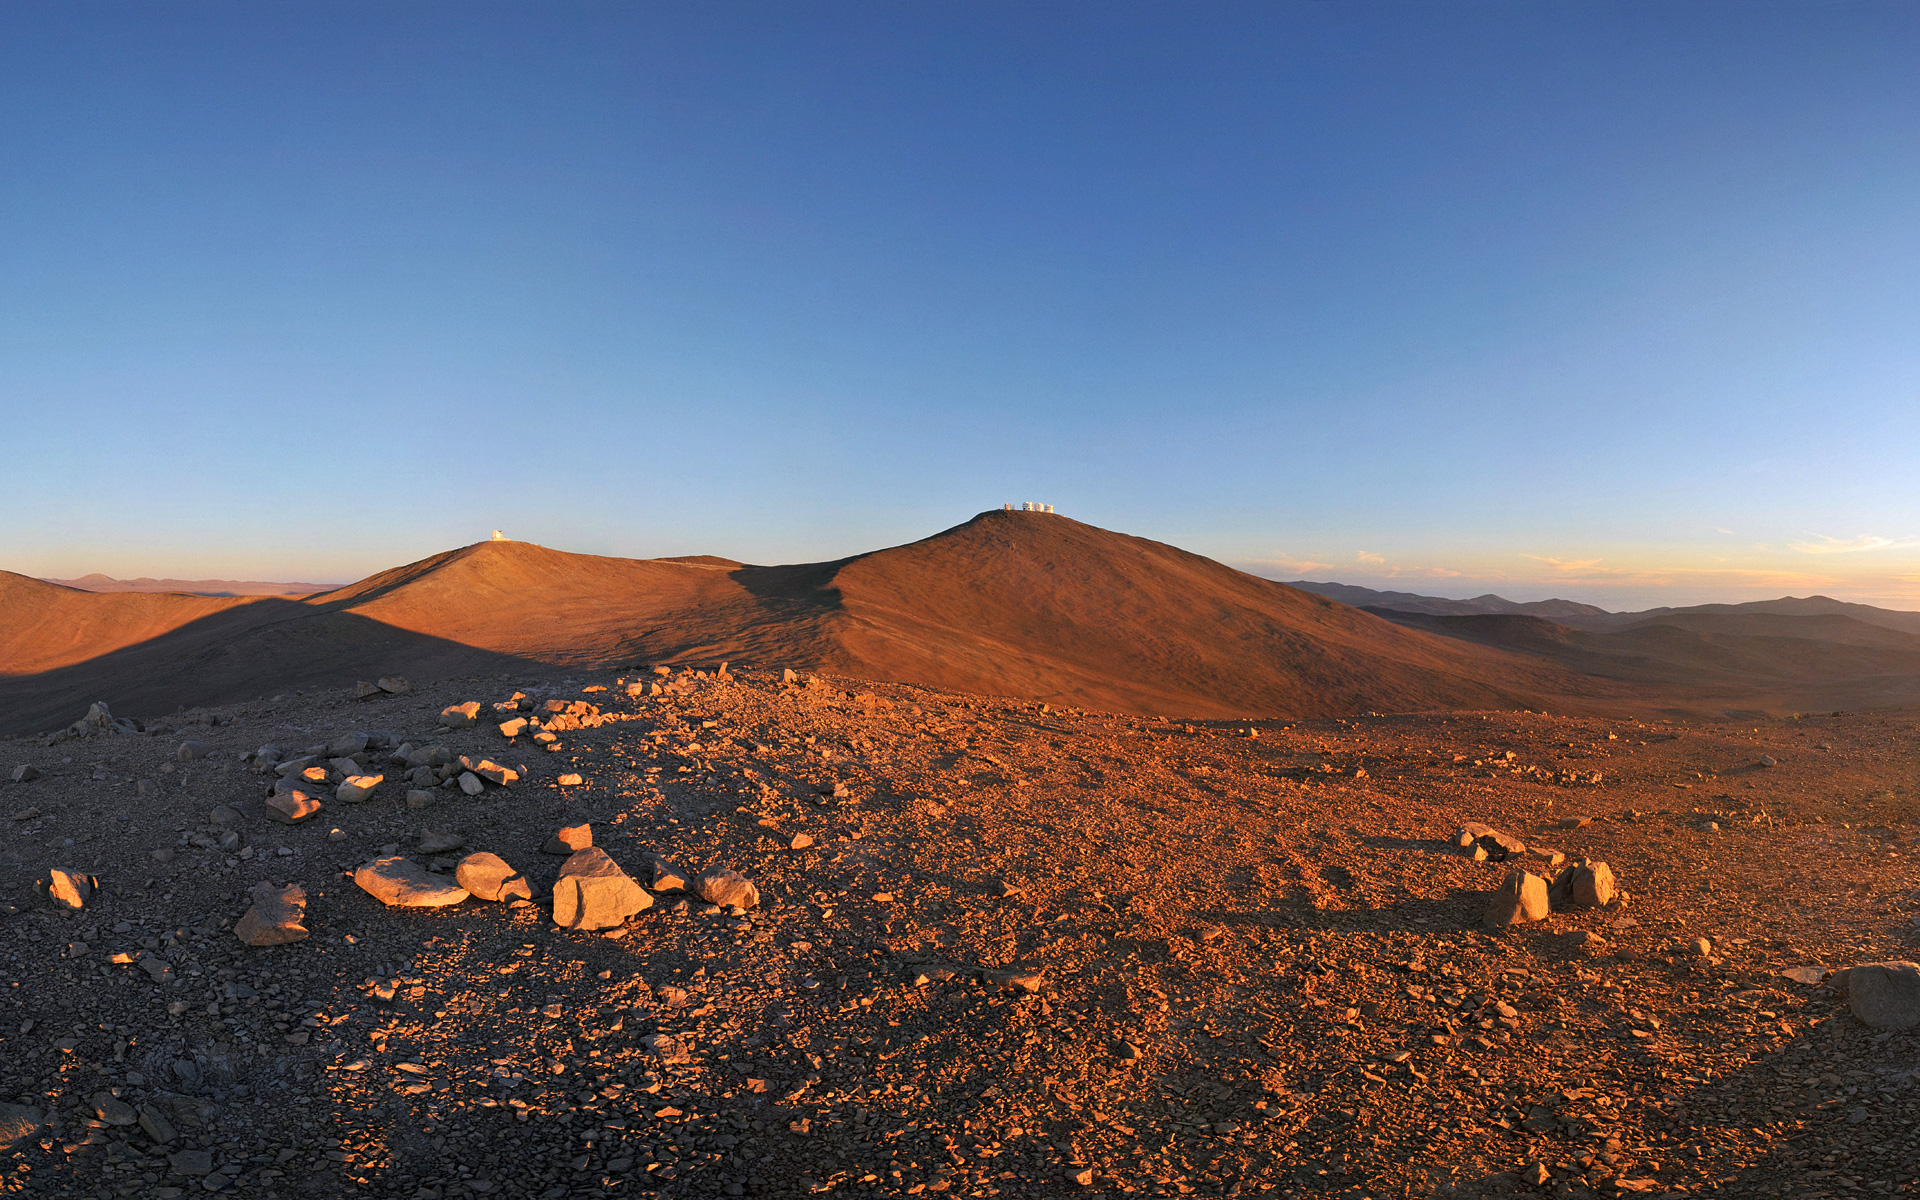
[{"left": 5, "top": 2, "right": 1919, "bottom": 609}]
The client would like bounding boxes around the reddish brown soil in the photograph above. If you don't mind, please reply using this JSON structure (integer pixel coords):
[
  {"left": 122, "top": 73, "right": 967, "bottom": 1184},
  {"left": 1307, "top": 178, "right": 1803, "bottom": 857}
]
[{"left": 1, "top": 670, "right": 1916, "bottom": 1200}]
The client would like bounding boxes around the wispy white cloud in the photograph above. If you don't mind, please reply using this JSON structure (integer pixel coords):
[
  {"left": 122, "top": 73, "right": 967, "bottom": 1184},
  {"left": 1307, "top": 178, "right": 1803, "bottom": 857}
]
[
  {"left": 1521, "top": 554, "right": 1604, "bottom": 572},
  {"left": 1356, "top": 550, "right": 1386, "bottom": 565},
  {"left": 1242, "top": 554, "right": 1336, "bottom": 575},
  {"left": 1788, "top": 534, "right": 1920, "bottom": 555}
]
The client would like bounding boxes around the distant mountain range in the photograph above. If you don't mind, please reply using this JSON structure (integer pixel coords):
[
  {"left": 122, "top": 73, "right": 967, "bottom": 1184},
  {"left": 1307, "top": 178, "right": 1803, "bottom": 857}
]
[
  {"left": 1285, "top": 580, "right": 1920, "bottom": 634},
  {"left": 43, "top": 574, "right": 335, "bottom": 597},
  {"left": 1283, "top": 581, "right": 1609, "bottom": 619}
]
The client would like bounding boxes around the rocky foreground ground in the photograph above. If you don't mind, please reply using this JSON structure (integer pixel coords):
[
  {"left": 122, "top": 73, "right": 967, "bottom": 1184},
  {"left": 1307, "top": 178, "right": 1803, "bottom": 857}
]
[{"left": 2, "top": 669, "right": 1918, "bottom": 1200}]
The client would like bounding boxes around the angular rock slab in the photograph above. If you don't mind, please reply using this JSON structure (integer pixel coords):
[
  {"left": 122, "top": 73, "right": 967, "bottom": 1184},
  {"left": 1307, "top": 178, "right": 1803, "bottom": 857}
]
[
  {"left": 353, "top": 856, "right": 469, "bottom": 907},
  {"left": 650, "top": 858, "right": 692, "bottom": 892},
  {"left": 543, "top": 823, "right": 592, "bottom": 855},
  {"left": 264, "top": 791, "right": 322, "bottom": 824},
  {"left": 235, "top": 882, "right": 309, "bottom": 946},
  {"left": 459, "top": 756, "right": 520, "bottom": 787},
  {"left": 337, "top": 774, "right": 383, "bottom": 803},
  {"left": 1837, "top": 961, "right": 1920, "bottom": 1030},
  {"left": 551, "top": 847, "right": 652, "bottom": 931},
  {"left": 1483, "top": 868, "right": 1549, "bottom": 928},
  {"left": 456, "top": 852, "right": 533, "bottom": 902},
  {"left": 1455, "top": 823, "right": 1526, "bottom": 861},
  {"left": 39, "top": 868, "right": 96, "bottom": 910},
  {"left": 0, "top": 1103, "right": 46, "bottom": 1152},
  {"left": 695, "top": 865, "right": 760, "bottom": 910},
  {"left": 440, "top": 702, "right": 481, "bottom": 728}
]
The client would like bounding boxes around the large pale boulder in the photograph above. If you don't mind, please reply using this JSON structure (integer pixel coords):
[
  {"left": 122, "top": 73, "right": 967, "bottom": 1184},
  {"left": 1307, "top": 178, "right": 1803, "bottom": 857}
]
[
  {"left": 695, "top": 865, "right": 760, "bottom": 910},
  {"left": 235, "top": 883, "right": 309, "bottom": 946},
  {"left": 1483, "top": 869, "right": 1549, "bottom": 928},
  {"left": 1837, "top": 961, "right": 1920, "bottom": 1030},
  {"left": 353, "top": 857, "right": 468, "bottom": 907},
  {"left": 455, "top": 852, "right": 532, "bottom": 902},
  {"left": 551, "top": 848, "right": 652, "bottom": 931},
  {"left": 1570, "top": 860, "right": 1616, "bottom": 908}
]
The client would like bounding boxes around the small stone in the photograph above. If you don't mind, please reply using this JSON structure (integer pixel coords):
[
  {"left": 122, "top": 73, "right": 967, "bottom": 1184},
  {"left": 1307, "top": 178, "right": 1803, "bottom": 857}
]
[
  {"left": 441, "top": 702, "right": 482, "bottom": 728},
  {"left": 329, "top": 732, "right": 370, "bottom": 757},
  {"left": 40, "top": 867, "right": 95, "bottom": 910},
  {"left": 557, "top": 772, "right": 584, "bottom": 786},
  {"left": 264, "top": 791, "right": 322, "bottom": 824},
  {"left": 552, "top": 847, "right": 653, "bottom": 931},
  {"left": 418, "top": 828, "right": 466, "bottom": 854},
  {"left": 788, "top": 832, "right": 814, "bottom": 851},
  {"left": 1116, "top": 1041, "right": 1143, "bottom": 1060},
  {"left": 499, "top": 718, "right": 529, "bottom": 738},
  {"left": 92, "top": 1092, "right": 138, "bottom": 1126},
  {"left": 650, "top": 858, "right": 692, "bottom": 892},
  {"left": 353, "top": 856, "right": 469, "bottom": 907},
  {"left": 376, "top": 676, "right": 411, "bottom": 694},
  {"left": 455, "top": 852, "right": 533, "bottom": 902},
  {"left": 327, "top": 827, "right": 347, "bottom": 842},
  {"left": 543, "top": 823, "right": 592, "bottom": 854},
  {"left": 406, "top": 789, "right": 435, "bottom": 808},
  {"left": 1072, "top": 1168, "right": 1095, "bottom": 1186},
  {"left": 139, "top": 953, "right": 174, "bottom": 984},
  {"left": 8, "top": 765, "right": 38, "bottom": 783},
  {"left": 169, "top": 1148, "right": 215, "bottom": 1176},
  {"left": 1558, "top": 816, "right": 1590, "bottom": 829},
  {"left": 337, "top": 774, "right": 383, "bottom": 803},
  {"left": 1759, "top": 755, "right": 1778, "bottom": 768},
  {"left": 234, "top": 882, "right": 308, "bottom": 946},
  {"left": 175, "top": 741, "right": 209, "bottom": 762},
  {"left": 151, "top": 847, "right": 176, "bottom": 863},
  {"left": 354, "top": 680, "right": 382, "bottom": 699},
  {"left": 208, "top": 804, "right": 243, "bottom": 824},
  {"left": 458, "top": 771, "right": 484, "bottom": 796},
  {"left": 138, "top": 1103, "right": 176, "bottom": 1145},
  {"left": 694, "top": 866, "right": 759, "bottom": 910},
  {"left": 641, "top": 1032, "right": 691, "bottom": 1064},
  {"left": 981, "top": 966, "right": 1044, "bottom": 993},
  {"left": 1483, "top": 869, "right": 1549, "bottom": 927},
  {"left": 1689, "top": 937, "right": 1713, "bottom": 956},
  {"left": 11, "top": 806, "right": 38, "bottom": 820}
]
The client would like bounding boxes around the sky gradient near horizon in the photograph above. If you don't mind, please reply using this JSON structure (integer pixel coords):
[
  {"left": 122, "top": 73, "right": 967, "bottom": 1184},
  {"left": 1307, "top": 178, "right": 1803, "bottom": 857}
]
[{"left": 5, "top": 2, "right": 1920, "bottom": 611}]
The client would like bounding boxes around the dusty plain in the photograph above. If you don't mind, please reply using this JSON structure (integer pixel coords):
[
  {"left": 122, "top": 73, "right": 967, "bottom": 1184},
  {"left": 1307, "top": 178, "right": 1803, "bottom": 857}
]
[{"left": 2, "top": 667, "right": 1918, "bottom": 1200}]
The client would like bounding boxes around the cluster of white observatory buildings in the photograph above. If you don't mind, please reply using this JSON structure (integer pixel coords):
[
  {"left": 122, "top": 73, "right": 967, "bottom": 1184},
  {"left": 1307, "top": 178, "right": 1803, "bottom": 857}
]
[{"left": 1005, "top": 502, "right": 1056, "bottom": 513}]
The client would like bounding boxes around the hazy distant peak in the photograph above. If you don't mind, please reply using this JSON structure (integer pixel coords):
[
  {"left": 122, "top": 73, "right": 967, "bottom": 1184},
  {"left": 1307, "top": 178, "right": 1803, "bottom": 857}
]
[{"left": 43, "top": 574, "right": 336, "bottom": 597}]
